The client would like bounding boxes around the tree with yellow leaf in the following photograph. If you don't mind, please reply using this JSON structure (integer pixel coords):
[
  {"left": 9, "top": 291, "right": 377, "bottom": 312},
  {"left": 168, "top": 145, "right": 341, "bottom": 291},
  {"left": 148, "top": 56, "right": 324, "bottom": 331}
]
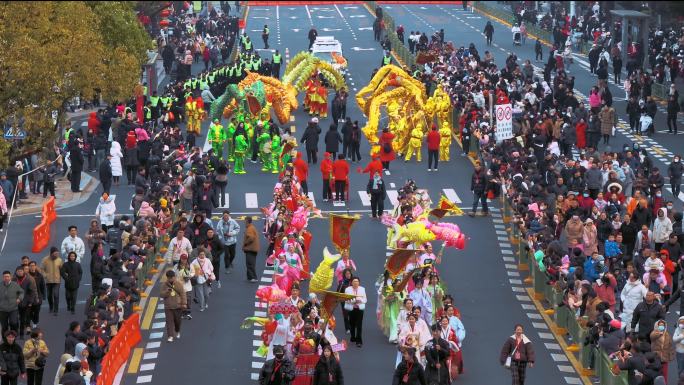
[{"left": 0, "top": 2, "right": 151, "bottom": 167}]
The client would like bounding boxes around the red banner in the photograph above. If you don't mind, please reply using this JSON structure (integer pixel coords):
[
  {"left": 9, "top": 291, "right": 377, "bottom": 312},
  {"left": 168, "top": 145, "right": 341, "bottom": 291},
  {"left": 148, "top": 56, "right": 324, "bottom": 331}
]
[
  {"left": 136, "top": 95, "right": 144, "bottom": 125},
  {"left": 329, "top": 214, "right": 357, "bottom": 251},
  {"left": 385, "top": 249, "right": 416, "bottom": 278}
]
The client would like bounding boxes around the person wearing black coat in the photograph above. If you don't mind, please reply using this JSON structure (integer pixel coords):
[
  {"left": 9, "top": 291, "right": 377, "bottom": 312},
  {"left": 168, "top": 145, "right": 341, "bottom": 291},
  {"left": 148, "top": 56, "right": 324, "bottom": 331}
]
[
  {"left": 124, "top": 145, "right": 139, "bottom": 185},
  {"left": 469, "top": 164, "right": 489, "bottom": 217},
  {"left": 300, "top": 120, "right": 322, "bottom": 164},
  {"left": 0, "top": 331, "right": 24, "bottom": 384},
  {"left": 630, "top": 292, "right": 666, "bottom": 341},
  {"left": 134, "top": 168, "right": 149, "bottom": 192},
  {"left": 259, "top": 345, "right": 295, "bottom": 385},
  {"left": 669, "top": 156, "right": 683, "bottom": 197},
  {"left": 59, "top": 360, "right": 83, "bottom": 385},
  {"left": 60, "top": 252, "right": 82, "bottom": 314},
  {"left": 392, "top": 347, "right": 427, "bottom": 385},
  {"left": 313, "top": 345, "right": 344, "bottom": 385},
  {"left": 193, "top": 180, "right": 219, "bottom": 219},
  {"left": 69, "top": 141, "right": 85, "bottom": 193},
  {"left": 99, "top": 154, "right": 113, "bottom": 194},
  {"left": 366, "top": 172, "right": 386, "bottom": 218},
  {"left": 324, "top": 124, "right": 342, "bottom": 160},
  {"left": 424, "top": 325, "right": 450, "bottom": 385},
  {"left": 340, "top": 118, "right": 353, "bottom": 159},
  {"left": 667, "top": 95, "right": 681, "bottom": 134},
  {"left": 63, "top": 321, "right": 80, "bottom": 355}
]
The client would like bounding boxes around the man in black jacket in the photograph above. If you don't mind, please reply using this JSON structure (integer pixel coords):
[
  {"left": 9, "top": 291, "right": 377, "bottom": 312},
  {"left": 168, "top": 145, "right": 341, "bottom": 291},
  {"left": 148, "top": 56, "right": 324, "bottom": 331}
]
[
  {"left": 300, "top": 119, "right": 321, "bottom": 164},
  {"left": 259, "top": 345, "right": 295, "bottom": 385},
  {"left": 69, "top": 139, "right": 85, "bottom": 192},
  {"left": 631, "top": 291, "right": 666, "bottom": 341},
  {"left": 99, "top": 154, "right": 113, "bottom": 195},
  {"left": 193, "top": 180, "right": 219, "bottom": 220},
  {"left": 469, "top": 164, "right": 489, "bottom": 217}
]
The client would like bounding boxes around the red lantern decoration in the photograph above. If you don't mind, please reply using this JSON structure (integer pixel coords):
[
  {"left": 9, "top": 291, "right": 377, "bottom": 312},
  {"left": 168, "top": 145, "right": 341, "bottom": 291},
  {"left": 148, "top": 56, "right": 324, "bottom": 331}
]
[
  {"left": 160, "top": 9, "right": 171, "bottom": 17},
  {"left": 159, "top": 19, "right": 169, "bottom": 27}
]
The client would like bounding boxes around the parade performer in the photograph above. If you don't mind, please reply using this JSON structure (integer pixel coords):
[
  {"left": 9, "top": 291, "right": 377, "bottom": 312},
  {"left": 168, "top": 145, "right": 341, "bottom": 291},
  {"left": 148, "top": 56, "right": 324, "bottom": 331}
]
[
  {"left": 234, "top": 133, "right": 247, "bottom": 174},
  {"left": 257, "top": 130, "right": 272, "bottom": 172},
  {"left": 226, "top": 118, "right": 237, "bottom": 162},
  {"left": 358, "top": 153, "right": 383, "bottom": 179},
  {"left": 208, "top": 119, "right": 226, "bottom": 158},
  {"left": 404, "top": 125, "right": 424, "bottom": 162},
  {"left": 304, "top": 74, "right": 328, "bottom": 118},
  {"left": 377, "top": 271, "right": 403, "bottom": 344},
  {"left": 270, "top": 135, "right": 283, "bottom": 174},
  {"left": 439, "top": 121, "right": 452, "bottom": 162},
  {"left": 185, "top": 96, "right": 200, "bottom": 135},
  {"left": 293, "top": 320, "right": 327, "bottom": 385}
]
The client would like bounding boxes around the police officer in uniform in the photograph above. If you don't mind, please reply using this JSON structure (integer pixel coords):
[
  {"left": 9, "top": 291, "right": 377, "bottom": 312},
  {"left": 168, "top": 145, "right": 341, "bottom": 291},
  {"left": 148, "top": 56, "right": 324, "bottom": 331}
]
[
  {"left": 382, "top": 51, "right": 392, "bottom": 66},
  {"left": 272, "top": 50, "right": 282, "bottom": 79},
  {"left": 262, "top": 24, "right": 270, "bottom": 49}
]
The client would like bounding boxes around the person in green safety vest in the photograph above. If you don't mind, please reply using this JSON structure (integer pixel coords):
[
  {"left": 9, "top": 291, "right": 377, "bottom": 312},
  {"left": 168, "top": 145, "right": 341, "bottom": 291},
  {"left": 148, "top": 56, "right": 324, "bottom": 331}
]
[
  {"left": 209, "top": 119, "right": 226, "bottom": 159},
  {"left": 262, "top": 25, "right": 270, "bottom": 49},
  {"left": 149, "top": 91, "right": 160, "bottom": 120},
  {"left": 270, "top": 135, "right": 282, "bottom": 174},
  {"left": 272, "top": 50, "right": 282, "bottom": 79},
  {"left": 382, "top": 53, "right": 392, "bottom": 66},
  {"left": 244, "top": 37, "right": 253, "bottom": 53},
  {"left": 144, "top": 102, "right": 152, "bottom": 123},
  {"left": 240, "top": 33, "right": 247, "bottom": 49},
  {"left": 226, "top": 118, "right": 237, "bottom": 162},
  {"left": 233, "top": 133, "right": 247, "bottom": 174},
  {"left": 208, "top": 72, "right": 216, "bottom": 84},
  {"left": 257, "top": 130, "right": 271, "bottom": 171}
]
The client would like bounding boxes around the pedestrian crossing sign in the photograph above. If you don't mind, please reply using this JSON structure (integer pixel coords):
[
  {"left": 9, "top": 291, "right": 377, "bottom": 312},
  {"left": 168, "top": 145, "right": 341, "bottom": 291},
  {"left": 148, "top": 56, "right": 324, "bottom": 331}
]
[{"left": 3, "top": 126, "right": 26, "bottom": 140}]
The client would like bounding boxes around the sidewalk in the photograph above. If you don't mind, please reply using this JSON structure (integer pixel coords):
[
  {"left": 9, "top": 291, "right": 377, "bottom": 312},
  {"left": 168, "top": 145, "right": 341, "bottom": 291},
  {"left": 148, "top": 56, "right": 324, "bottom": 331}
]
[{"left": 13, "top": 173, "right": 97, "bottom": 217}]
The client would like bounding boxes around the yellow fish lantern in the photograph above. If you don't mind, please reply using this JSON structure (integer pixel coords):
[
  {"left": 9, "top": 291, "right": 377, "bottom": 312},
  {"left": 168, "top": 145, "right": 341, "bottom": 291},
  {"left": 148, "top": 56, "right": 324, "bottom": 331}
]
[
  {"left": 309, "top": 247, "right": 341, "bottom": 293},
  {"left": 398, "top": 222, "right": 436, "bottom": 245}
]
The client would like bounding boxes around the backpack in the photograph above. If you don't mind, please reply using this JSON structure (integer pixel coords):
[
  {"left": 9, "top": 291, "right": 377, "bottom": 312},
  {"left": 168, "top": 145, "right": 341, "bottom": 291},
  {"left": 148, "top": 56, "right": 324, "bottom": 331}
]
[{"left": 383, "top": 142, "right": 392, "bottom": 154}]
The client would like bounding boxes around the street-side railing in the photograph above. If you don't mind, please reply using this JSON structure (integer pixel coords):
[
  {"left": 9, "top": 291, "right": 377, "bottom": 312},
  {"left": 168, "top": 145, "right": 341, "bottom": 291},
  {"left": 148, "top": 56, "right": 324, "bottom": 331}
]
[
  {"left": 471, "top": 2, "right": 593, "bottom": 55},
  {"left": 501, "top": 197, "right": 629, "bottom": 385},
  {"left": 365, "top": 1, "right": 416, "bottom": 69}
]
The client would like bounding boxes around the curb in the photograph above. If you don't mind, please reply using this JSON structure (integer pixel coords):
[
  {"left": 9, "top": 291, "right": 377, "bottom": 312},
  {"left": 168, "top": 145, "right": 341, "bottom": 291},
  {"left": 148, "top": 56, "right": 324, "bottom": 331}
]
[{"left": 12, "top": 174, "right": 97, "bottom": 217}]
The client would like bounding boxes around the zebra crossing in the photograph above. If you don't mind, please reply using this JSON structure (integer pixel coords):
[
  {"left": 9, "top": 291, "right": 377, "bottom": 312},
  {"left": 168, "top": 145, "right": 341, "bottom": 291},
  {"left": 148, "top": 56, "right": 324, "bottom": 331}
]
[{"left": 206, "top": 188, "right": 463, "bottom": 212}]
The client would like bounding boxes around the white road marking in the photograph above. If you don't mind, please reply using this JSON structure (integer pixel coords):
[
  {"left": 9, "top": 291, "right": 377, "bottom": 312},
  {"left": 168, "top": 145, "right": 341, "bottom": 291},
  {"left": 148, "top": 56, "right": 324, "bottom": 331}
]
[
  {"left": 143, "top": 352, "right": 158, "bottom": 360},
  {"left": 137, "top": 376, "right": 152, "bottom": 383},
  {"left": 387, "top": 190, "right": 399, "bottom": 207},
  {"left": 442, "top": 188, "right": 462, "bottom": 203},
  {"left": 358, "top": 191, "right": 371, "bottom": 206},
  {"left": 140, "top": 363, "right": 156, "bottom": 371},
  {"left": 245, "top": 193, "right": 258, "bottom": 208}
]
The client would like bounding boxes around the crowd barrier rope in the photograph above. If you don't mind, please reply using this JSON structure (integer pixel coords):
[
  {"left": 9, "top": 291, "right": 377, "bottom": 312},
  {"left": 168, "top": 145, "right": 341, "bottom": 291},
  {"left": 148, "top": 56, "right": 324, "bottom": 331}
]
[
  {"left": 96, "top": 313, "right": 142, "bottom": 385},
  {"left": 31, "top": 196, "right": 57, "bottom": 253}
]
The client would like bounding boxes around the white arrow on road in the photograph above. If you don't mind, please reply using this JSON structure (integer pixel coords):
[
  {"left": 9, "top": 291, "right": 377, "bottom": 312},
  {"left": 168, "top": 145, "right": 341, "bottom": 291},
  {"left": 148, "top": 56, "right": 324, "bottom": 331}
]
[
  {"left": 322, "top": 28, "right": 342, "bottom": 32},
  {"left": 344, "top": 6, "right": 358, "bottom": 9},
  {"left": 292, "top": 28, "right": 301, "bottom": 32},
  {"left": 358, "top": 27, "right": 373, "bottom": 31},
  {"left": 289, "top": 16, "right": 298, "bottom": 19},
  {"left": 351, "top": 47, "right": 376, "bottom": 51},
  {"left": 253, "top": 16, "right": 270, "bottom": 19},
  {"left": 317, "top": 15, "right": 334, "bottom": 19},
  {"left": 349, "top": 14, "right": 366, "bottom": 18}
]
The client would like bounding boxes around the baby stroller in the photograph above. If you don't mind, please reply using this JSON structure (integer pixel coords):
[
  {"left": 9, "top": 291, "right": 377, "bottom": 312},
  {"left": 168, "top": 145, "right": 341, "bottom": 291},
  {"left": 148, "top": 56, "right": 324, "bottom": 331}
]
[{"left": 513, "top": 31, "right": 522, "bottom": 45}]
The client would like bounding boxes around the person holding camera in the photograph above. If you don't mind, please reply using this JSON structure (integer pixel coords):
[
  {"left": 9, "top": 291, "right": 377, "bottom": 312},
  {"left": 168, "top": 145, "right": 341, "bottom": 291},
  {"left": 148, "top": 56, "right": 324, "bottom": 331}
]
[
  {"left": 160, "top": 270, "right": 187, "bottom": 343},
  {"left": 22, "top": 329, "right": 48, "bottom": 385}
]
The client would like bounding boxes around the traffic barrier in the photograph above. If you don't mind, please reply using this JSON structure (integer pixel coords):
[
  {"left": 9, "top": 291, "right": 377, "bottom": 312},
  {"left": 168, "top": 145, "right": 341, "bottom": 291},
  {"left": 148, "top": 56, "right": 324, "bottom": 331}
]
[
  {"left": 96, "top": 313, "right": 142, "bottom": 385},
  {"left": 31, "top": 196, "right": 57, "bottom": 253}
]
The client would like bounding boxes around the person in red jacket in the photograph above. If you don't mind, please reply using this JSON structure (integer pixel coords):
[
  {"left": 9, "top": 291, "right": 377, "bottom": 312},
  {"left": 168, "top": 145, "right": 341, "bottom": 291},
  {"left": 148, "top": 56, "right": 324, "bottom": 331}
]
[
  {"left": 378, "top": 128, "right": 395, "bottom": 170},
  {"left": 125, "top": 130, "right": 137, "bottom": 149},
  {"left": 332, "top": 154, "right": 349, "bottom": 202},
  {"left": 320, "top": 152, "right": 333, "bottom": 201},
  {"left": 358, "top": 153, "right": 383, "bottom": 180},
  {"left": 426, "top": 124, "right": 441, "bottom": 171},
  {"left": 87, "top": 112, "right": 100, "bottom": 137},
  {"left": 293, "top": 152, "right": 309, "bottom": 195}
]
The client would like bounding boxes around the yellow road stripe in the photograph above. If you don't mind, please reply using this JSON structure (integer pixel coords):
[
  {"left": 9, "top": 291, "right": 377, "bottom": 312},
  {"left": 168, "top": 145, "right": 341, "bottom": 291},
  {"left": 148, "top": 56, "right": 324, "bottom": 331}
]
[
  {"left": 651, "top": 146, "right": 665, "bottom": 155},
  {"left": 291, "top": 125, "right": 296, "bottom": 133},
  {"left": 141, "top": 297, "right": 159, "bottom": 330},
  {"left": 290, "top": 115, "right": 295, "bottom": 122},
  {"left": 525, "top": 288, "right": 593, "bottom": 385},
  {"left": 127, "top": 348, "right": 144, "bottom": 374}
]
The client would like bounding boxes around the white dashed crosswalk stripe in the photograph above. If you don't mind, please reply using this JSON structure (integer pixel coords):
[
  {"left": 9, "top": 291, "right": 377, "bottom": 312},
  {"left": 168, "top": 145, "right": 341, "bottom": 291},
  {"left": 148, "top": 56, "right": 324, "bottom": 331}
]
[
  {"left": 245, "top": 193, "right": 258, "bottom": 209},
  {"left": 442, "top": 188, "right": 462, "bottom": 204},
  {"left": 387, "top": 190, "right": 399, "bottom": 207},
  {"left": 358, "top": 190, "right": 371, "bottom": 206}
]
